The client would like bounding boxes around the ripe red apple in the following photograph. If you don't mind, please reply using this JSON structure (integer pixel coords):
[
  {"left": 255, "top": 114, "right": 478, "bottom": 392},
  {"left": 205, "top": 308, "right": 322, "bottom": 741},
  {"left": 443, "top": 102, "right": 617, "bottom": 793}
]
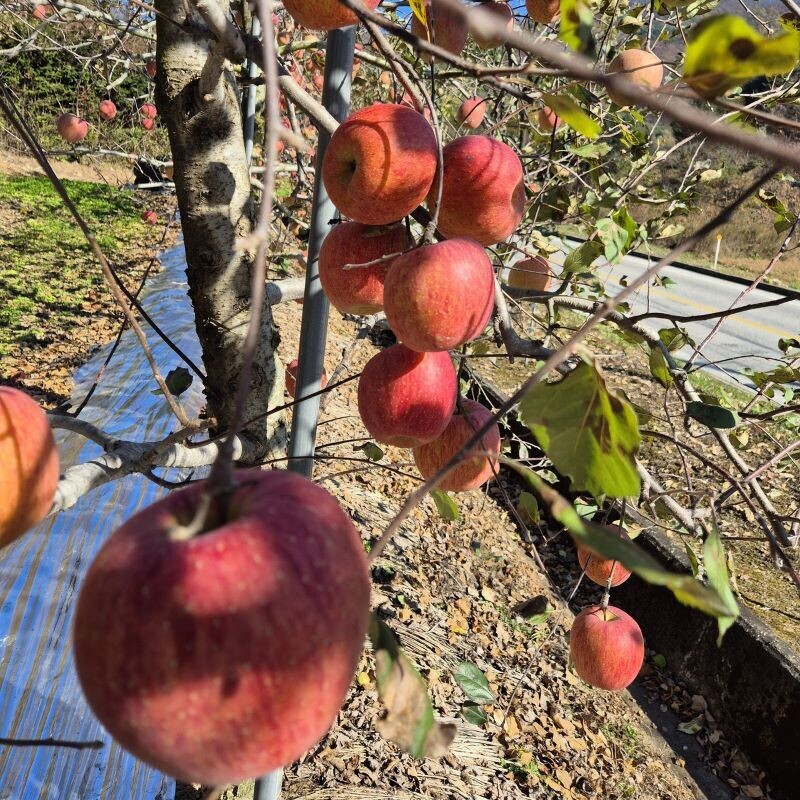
[
  {"left": 73, "top": 470, "right": 370, "bottom": 785},
  {"left": 32, "top": 4, "right": 51, "bottom": 20},
  {"left": 141, "top": 117, "right": 155, "bottom": 131},
  {"left": 98, "top": 100, "right": 117, "bottom": 121},
  {"left": 429, "top": 135, "right": 525, "bottom": 246},
  {"left": 537, "top": 105, "right": 561, "bottom": 131},
  {"left": 606, "top": 49, "right": 664, "bottom": 107},
  {"left": 507, "top": 255, "right": 553, "bottom": 292},
  {"left": 140, "top": 102, "right": 157, "bottom": 119},
  {"left": 145, "top": 59, "right": 157, "bottom": 78},
  {"left": 472, "top": 1, "right": 514, "bottom": 49},
  {"left": 357, "top": 345, "right": 457, "bottom": 447},
  {"left": 285, "top": 358, "right": 328, "bottom": 399},
  {"left": 526, "top": 0, "right": 560, "bottom": 23},
  {"left": 383, "top": 238, "right": 494, "bottom": 352},
  {"left": 570, "top": 605, "right": 644, "bottom": 691},
  {"left": 413, "top": 399, "right": 501, "bottom": 491},
  {"left": 141, "top": 209, "right": 158, "bottom": 225},
  {"left": 56, "top": 113, "right": 88, "bottom": 143},
  {"left": 323, "top": 103, "right": 438, "bottom": 226},
  {"left": 456, "top": 96, "right": 486, "bottom": 128},
  {"left": 319, "top": 221, "right": 412, "bottom": 315},
  {"left": 575, "top": 525, "right": 632, "bottom": 588},
  {"left": 283, "top": 0, "right": 380, "bottom": 30},
  {"left": 0, "top": 387, "right": 60, "bottom": 548},
  {"left": 410, "top": 0, "right": 469, "bottom": 63}
]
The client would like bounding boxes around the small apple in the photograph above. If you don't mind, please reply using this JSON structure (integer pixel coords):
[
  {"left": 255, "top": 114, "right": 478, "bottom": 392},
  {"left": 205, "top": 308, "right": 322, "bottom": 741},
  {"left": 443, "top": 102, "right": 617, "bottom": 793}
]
[
  {"left": 285, "top": 357, "right": 328, "bottom": 399},
  {"left": 471, "top": 1, "right": 514, "bottom": 49},
  {"left": 575, "top": 525, "right": 632, "bottom": 588},
  {"left": 410, "top": 0, "right": 469, "bottom": 63},
  {"left": 73, "top": 470, "right": 370, "bottom": 785},
  {"left": 412, "top": 399, "right": 501, "bottom": 491},
  {"left": 537, "top": 105, "right": 560, "bottom": 132},
  {"left": 0, "top": 387, "right": 60, "bottom": 548},
  {"left": 323, "top": 103, "right": 438, "bottom": 226},
  {"left": 283, "top": 0, "right": 380, "bottom": 30},
  {"left": 141, "top": 209, "right": 158, "bottom": 225},
  {"left": 357, "top": 345, "right": 457, "bottom": 448},
  {"left": 456, "top": 96, "right": 486, "bottom": 128},
  {"left": 526, "top": 0, "right": 559, "bottom": 24},
  {"left": 319, "top": 221, "right": 412, "bottom": 315},
  {"left": 140, "top": 103, "right": 157, "bottom": 119},
  {"left": 32, "top": 4, "right": 51, "bottom": 20},
  {"left": 430, "top": 135, "right": 525, "bottom": 246},
  {"left": 141, "top": 118, "right": 155, "bottom": 131},
  {"left": 383, "top": 238, "right": 494, "bottom": 352},
  {"left": 56, "top": 113, "right": 88, "bottom": 143},
  {"left": 570, "top": 605, "right": 644, "bottom": 691},
  {"left": 606, "top": 49, "right": 664, "bottom": 107},
  {"left": 507, "top": 255, "right": 553, "bottom": 292},
  {"left": 145, "top": 59, "right": 157, "bottom": 78},
  {"left": 98, "top": 100, "right": 117, "bottom": 121}
]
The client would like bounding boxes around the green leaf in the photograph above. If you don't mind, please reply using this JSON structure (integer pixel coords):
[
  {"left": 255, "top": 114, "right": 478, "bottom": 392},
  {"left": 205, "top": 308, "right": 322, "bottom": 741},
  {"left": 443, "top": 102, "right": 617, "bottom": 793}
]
[
  {"left": 431, "top": 490, "right": 459, "bottom": 522},
  {"left": 559, "top": 0, "right": 595, "bottom": 54},
  {"left": 519, "top": 360, "right": 641, "bottom": 499},
  {"left": 703, "top": 527, "right": 740, "bottom": 644},
  {"left": 517, "top": 491, "right": 540, "bottom": 524},
  {"left": 462, "top": 702, "right": 488, "bottom": 726},
  {"left": 618, "top": 390, "right": 653, "bottom": 426},
  {"left": 747, "top": 365, "right": 800, "bottom": 387},
  {"left": 354, "top": 442, "right": 385, "bottom": 461},
  {"left": 652, "top": 653, "right": 667, "bottom": 669},
  {"left": 684, "top": 541, "right": 700, "bottom": 577},
  {"left": 596, "top": 216, "right": 631, "bottom": 263},
  {"left": 152, "top": 366, "right": 193, "bottom": 397},
  {"left": 686, "top": 401, "right": 740, "bottom": 429},
  {"left": 568, "top": 142, "right": 613, "bottom": 159},
  {"left": 369, "top": 615, "right": 457, "bottom": 758},
  {"left": 513, "top": 595, "right": 553, "bottom": 624},
  {"left": 659, "top": 327, "right": 693, "bottom": 352},
  {"left": 454, "top": 662, "right": 496, "bottom": 704},
  {"left": 562, "top": 240, "right": 604, "bottom": 274},
  {"left": 648, "top": 347, "right": 673, "bottom": 388},
  {"left": 541, "top": 92, "right": 601, "bottom": 139},
  {"left": 683, "top": 14, "right": 800, "bottom": 97}
]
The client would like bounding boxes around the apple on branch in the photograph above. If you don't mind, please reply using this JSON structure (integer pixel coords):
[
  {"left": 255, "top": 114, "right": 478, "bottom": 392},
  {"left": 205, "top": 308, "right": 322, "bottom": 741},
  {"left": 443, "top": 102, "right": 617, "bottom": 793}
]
[
  {"left": 411, "top": 0, "right": 469, "bottom": 63},
  {"left": 283, "top": 0, "right": 380, "bottom": 31},
  {"left": 357, "top": 344, "right": 457, "bottom": 448},
  {"left": 56, "top": 113, "right": 88, "bottom": 143},
  {"left": 507, "top": 255, "right": 554, "bottom": 293},
  {"left": 456, "top": 96, "right": 486, "bottom": 129},
  {"left": 606, "top": 49, "right": 664, "bottom": 107},
  {"left": 575, "top": 525, "right": 632, "bottom": 588},
  {"left": 285, "top": 357, "right": 328, "bottom": 399},
  {"left": 73, "top": 470, "right": 371, "bottom": 785},
  {"left": 471, "top": 1, "right": 514, "bottom": 49},
  {"left": 98, "top": 100, "right": 117, "bottom": 121}
]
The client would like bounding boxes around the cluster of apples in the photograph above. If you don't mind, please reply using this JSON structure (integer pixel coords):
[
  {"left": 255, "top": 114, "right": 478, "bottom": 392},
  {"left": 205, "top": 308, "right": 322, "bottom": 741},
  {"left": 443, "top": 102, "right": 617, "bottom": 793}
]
[
  {"left": 56, "top": 99, "right": 158, "bottom": 143},
  {"left": 316, "top": 99, "right": 528, "bottom": 489},
  {"left": 569, "top": 526, "right": 645, "bottom": 691}
]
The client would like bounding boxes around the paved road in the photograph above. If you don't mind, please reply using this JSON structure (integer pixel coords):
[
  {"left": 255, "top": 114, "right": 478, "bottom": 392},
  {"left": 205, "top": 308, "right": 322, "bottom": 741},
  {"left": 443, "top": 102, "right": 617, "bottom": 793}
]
[{"left": 550, "top": 243, "right": 800, "bottom": 389}]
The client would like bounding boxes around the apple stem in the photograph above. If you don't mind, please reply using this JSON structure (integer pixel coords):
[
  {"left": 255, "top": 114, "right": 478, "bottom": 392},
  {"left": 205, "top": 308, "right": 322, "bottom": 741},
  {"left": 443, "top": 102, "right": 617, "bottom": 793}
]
[
  {"left": 170, "top": 491, "right": 215, "bottom": 541},
  {"left": 601, "top": 573, "right": 613, "bottom": 612}
]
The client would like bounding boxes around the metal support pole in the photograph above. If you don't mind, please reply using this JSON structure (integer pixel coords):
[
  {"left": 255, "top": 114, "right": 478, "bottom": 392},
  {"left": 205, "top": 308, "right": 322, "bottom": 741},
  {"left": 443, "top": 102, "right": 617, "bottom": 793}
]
[
  {"left": 287, "top": 26, "right": 356, "bottom": 478},
  {"left": 243, "top": 15, "right": 261, "bottom": 165},
  {"left": 253, "top": 26, "right": 355, "bottom": 800}
]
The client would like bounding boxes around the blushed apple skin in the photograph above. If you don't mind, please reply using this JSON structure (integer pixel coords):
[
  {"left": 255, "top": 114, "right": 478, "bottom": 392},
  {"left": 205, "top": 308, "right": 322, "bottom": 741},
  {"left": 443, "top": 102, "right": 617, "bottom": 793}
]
[
  {"left": 283, "top": 0, "right": 380, "bottom": 30},
  {"left": 411, "top": 0, "right": 469, "bottom": 63},
  {"left": 56, "top": 113, "right": 88, "bottom": 143},
  {"left": 526, "top": 0, "right": 560, "bottom": 24},
  {"left": 285, "top": 357, "right": 327, "bottom": 399},
  {"left": 570, "top": 605, "right": 644, "bottom": 691},
  {"left": 383, "top": 238, "right": 494, "bottom": 352},
  {"left": 73, "top": 470, "right": 371, "bottom": 785},
  {"left": 472, "top": 1, "right": 514, "bottom": 49},
  {"left": 457, "top": 96, "right": 486, "bottom": 128},
  {"left": 357, "top": 345, "right": 457, "bottom": 448},
  {"left": 575, "top": 525, "right": 632, "bottom": 588},
  {"left": 537, "top": 106, "right": 561, "bottom": 132},
  {"left": 430, "top": 136, "right": 525, "bottom": 246},
  {"left": 413, "top": 399, "right": 501, "bottom": 491},
  {"left": 319, "top": 221, "right": 412, "bottom": 315},
  {"left": 0, "top": 387, "right": 60, "bottom": 548},
  {"left": 98, "top": 100, "right": 117, "bottom": 121},
  {"left": 507, "top": 255, "right": 553, "bottom": 292},
  {"left": 323, "top": 104, "right": 438, "bottom": 226},
  {"left": 606, "top": 49, "right": 664, "bottom": 106}
]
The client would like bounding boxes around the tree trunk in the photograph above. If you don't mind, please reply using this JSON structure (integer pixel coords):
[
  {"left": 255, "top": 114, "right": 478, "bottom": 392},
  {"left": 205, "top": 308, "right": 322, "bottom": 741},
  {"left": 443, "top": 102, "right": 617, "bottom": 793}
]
[{"left": 154, "top": 0, "right": 285, "bottom": 463}]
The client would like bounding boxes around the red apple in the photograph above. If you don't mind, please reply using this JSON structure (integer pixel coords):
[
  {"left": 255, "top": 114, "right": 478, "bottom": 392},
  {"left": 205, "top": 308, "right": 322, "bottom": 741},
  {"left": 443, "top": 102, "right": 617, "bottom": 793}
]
[
  {"left": 507, "top": 255, "right": 553, "bottom": 292},
  {"left": 413, "top": 399, "right": 500, "bottom": 491},
  {"left": 526, "top": 0, "right": 560, "bottom": 24},
  {"left": 141, "top": 209, "right": 158, "bottom": 225},
  {"left": 456, "top": 96, "right": 486, "bottom": 128},
  {"left": 410, "top": 0, "right": 469, "bottom": 63},
  {"left": 283, "top": 0, "right": 380, "bottom": 30},
  {"left": 323, "top": 104, "right": 438, "bottom": 226},
  {"left": 285, "top": 358, "right": 328, "bottom": 399},
  {"left": 141, "top": 117, "right": 155, "bottom": 131},
  {"left": 145, "top": 59, "right": 157, "bottom": 78},
  {"left": 575, "top": 525, "right": 632, "bottom": 588},
  {"left": 56, "top": 113, "right": 88, "bottom": 143},
  {"left": 537, "top": 105, "right": 561, "bottom": 131},
  {"left": 570, "top": 605, "right": 644, "bottom": 691},
  {"left": 140, "top": 102, "right": 157, "bottom": 119},
  {"left": 73, "top": 470, "right": 370, "bottom": 785},
  {"left": 0, "top": 387, "right": 60, "bottom": 548},
  {"left": 383, "top": 238, "right": 494, "bottom": 352},
  {"left": 471, "top": 1, "right": 514, "bottom": 49},
  {"left": 32, "top": 4, "right": 51, "bottom": 20},
  {"left": 98, "top": 100, "right": 117, "bottom": 121},
  {"left": 319, "top": 221, "right": 412, "bottom": 315},
  {"left": 606, "top": 49, "right": 664, "bottom": 107},
  {"left": 429, "top": 135, "right": 525, "bottom": 246},
  {"left": 357, "top": 345, "right": 457, "bottom": 447}
]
